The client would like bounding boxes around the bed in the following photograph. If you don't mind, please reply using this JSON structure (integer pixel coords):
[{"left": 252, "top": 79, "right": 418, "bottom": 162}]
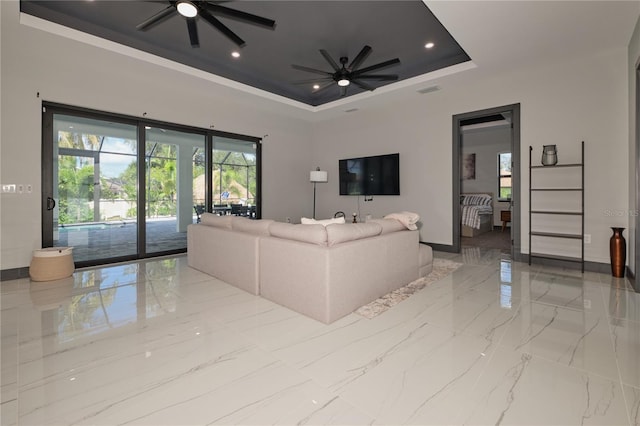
[{"left": 461, "top": 193, "right": 494, "bottom": 237}]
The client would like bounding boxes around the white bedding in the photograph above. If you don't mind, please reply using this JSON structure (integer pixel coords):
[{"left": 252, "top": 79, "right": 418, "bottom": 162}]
[
  {"left": 460, "top": 193, "right": 493, "bottom": 230},
  {"left": 461, "top": 205, "right": 493, "bottom": 229}
]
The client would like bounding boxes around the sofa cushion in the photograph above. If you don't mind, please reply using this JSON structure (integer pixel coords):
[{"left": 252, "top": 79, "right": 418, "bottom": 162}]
[
  {"left": 269, "top": 222, "right": 327, "bottom": 246},
  {"left": 325, "top": 222, "right": 382, "bottom": 246},
  {"left": 384, "top": 211, "right": 420, "bottom": 231},
  {"left": 232, "top": 217, "right": 274, "bottom": 236},
  {"left": 367, "top": 218, "right": 406, "bottom": 235},
  {"left": 200, "top": 213, "right": 233, "bottom": 229},
  {"left": 300, "top": 217, "right": 346, "bottom": 226}
]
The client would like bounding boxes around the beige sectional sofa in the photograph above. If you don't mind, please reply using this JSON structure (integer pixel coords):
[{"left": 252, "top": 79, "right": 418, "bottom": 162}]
[
  {"left": 187, "top": 214, "right": 274, "bottom": 295},
  {"left": 187, "top": 214, "right": 433, "bottom": 323}
]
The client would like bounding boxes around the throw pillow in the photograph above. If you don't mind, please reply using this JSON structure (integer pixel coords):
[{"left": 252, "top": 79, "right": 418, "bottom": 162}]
[
  {"left": 300, "top": 217, "right": 346, "bottom": 226},
  {"left": 269, "top": 222, "right": 328, "bottom": 246},
  {"left": 461, "top": 194, "right": 492, "bottom": 206},
  {"left": 384, "top": 211, "right": 420, "bottom": 230},
  {"left": 367, "top": 218, "right": 406, "bottom": 234}
]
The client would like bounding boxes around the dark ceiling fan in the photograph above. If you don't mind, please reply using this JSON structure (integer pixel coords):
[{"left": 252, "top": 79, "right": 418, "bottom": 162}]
[
  {"left": 136, "top": 1, "right": 276, "bottom": 48},
  {"left": 292, "top": 46, "right": 400, "bottom": 96}
]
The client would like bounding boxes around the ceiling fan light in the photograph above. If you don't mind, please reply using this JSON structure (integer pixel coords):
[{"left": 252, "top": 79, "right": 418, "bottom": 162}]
[
  {"left": 337, "top": 78, "right": 350, "bottom": 87},
  {"left": 177, "top": 1, "right": 198, "bottom": 18}
]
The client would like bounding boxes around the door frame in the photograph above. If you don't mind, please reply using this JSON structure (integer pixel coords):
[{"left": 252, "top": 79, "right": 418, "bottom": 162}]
[
  {"left": 634, "top": 58, "right": 640, "bottom": 289},
  {"left": 451, "top": 103, "right": 521, "bottom": 256}
]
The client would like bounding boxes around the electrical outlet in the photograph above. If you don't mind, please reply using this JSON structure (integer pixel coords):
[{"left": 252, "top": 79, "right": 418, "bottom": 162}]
[
  {"left": 17, "top": 184, "right": 24, "bottom": 194},
  {"left": 286, "top": 217, "right": 291, "bottom": 223},
  {"left": 584, "top": 234, "right": 591, "bottom": 244},
  {"left": 2, "top": 184, "right": 16, "bottom": 193},
  {"left": 584, "top": 299, "right": 592, "bottom": 309},
  {"left": 26, "top": 184, "right": 32, "bottom": 193}
]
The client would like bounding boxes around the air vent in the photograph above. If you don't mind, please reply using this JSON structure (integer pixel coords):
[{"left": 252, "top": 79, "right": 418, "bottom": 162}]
[{"left": 417, "top": 85, "right": 440, "bottom": 94}]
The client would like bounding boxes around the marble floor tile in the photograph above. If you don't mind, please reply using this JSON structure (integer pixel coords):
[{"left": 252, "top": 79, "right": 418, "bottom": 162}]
[
  {"left": 609, "top": 317, "right": 640, "bottom": 388},
  {"left": 463, "top": 346, "right": 630, "bottom": 425},
  {"left": 0, "top": 399, "right": 17, "bottom": 426},
  {"left": 623, "top": 384, "right": 640, "bottom": 425},
  {"left": 335, "top": 329, "right": 498, "bottom": 425},
  {"left": 2, "top": 251, "right": 639, "bottom": 425},
  {"left": 600, "top": 273, "right": 636, "bottom": 292},
  {"left": 528, "top": 270, "right": 606, "bottom": 314},
  {"left": 499, "top": 301, "right": 620, "bottom": 381},
  {"left": 603, "top": 283, "right": 640, "bottom": 323}
]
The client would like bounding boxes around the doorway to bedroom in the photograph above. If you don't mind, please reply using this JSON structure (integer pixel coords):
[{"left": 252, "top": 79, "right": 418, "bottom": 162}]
[{"left": 452, "top": 104, "right": 521, "bottom": 258}]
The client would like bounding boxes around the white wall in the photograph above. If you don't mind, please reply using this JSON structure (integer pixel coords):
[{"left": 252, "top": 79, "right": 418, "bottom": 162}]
[
  {"left": 0, "top": 1, "right": 634, "bottom": 271},
  {"left": 311, "top": 46, "right": 629, "bottom": 264},
  {"left": 461, "top": 126, "right": 511, "bottom": 227},
  {"left": 0, "top": 1, "right": 313, "bottom": 270},
  {"left": 629, "top": 15, "right": 640, "bottom": 277}
]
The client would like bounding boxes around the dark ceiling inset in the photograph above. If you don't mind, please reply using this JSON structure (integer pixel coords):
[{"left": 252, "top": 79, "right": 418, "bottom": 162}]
[
  {"left": 292, "top": 45, "right": 401, "bottom": 98},
  {"left": 20, "top": 1, "right": 471, "bottom": 106},
  {"left": 135, "top": 1, "right": 277, "bottom": 48}
]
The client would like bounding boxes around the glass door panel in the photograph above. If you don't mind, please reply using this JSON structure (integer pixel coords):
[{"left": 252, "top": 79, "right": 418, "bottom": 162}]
[
  {"left": 212, "top": 136, "right": 257, "bottom": 218},
  {"left": 145, "top": 127, "right": 205, "bottom": 254},
  {"left": 51, "top": 114, "right": 138, "bottom": 264}
]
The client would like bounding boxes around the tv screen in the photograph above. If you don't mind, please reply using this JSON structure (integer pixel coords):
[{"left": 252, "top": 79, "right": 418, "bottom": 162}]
[{"left": 339, "top": 153, "right": 400, "bottom": 195}]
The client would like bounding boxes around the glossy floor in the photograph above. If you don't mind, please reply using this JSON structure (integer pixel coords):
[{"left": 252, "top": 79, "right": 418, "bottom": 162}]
[{"left": 2, "top": 249, "right": 639, "bottom": 425}]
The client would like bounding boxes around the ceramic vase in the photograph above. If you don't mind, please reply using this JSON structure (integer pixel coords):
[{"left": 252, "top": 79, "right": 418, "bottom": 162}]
[
  {"left": 610, "top": 227, "right": 626, "bottom": 278},
  {"left": 541, "top": 145, "right": 558, "bottom": 166}
]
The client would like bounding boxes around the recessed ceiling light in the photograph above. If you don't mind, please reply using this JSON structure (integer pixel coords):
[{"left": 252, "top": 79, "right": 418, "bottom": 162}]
[
  {"left": 425, "top": 42, "right": 435, "bottom": 49},
  {"left": 337, "top": 78, "right": 350, "bottom": 87},
  {"left": 313, "top": 84, "right": 320, "bottom": 90},
  {"left": 231, "top": 51, "right": 240, "bottom": 58}
]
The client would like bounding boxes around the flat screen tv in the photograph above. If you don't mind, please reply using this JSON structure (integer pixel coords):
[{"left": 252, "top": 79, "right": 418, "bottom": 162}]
[{"left": 339, "top": 153, "right": 400, "bottom": 195}]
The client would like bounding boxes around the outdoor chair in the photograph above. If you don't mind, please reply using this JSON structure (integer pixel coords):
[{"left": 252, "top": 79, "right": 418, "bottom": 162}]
[{"left": 193, "top": 204, "right": 206, "bottom": 223}]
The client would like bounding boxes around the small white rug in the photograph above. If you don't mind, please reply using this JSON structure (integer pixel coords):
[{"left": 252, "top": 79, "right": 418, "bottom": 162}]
[{"left": 355, "top": 258, "right": 463, "bottom": 319}]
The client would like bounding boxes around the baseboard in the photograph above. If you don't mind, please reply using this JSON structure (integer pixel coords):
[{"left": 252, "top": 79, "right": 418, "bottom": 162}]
[
  {"left": 422, "top": 242, "right": 457, "bottom": 253},
  {"left": 427, "top": 246, "right": 619, "bottom": 277},
  {"left": 517, "top": 253, "right": 612, "bottom": 274},
  {"left": 1, "top": 267, "right": 30, "bottom": 281},
  {"left": 626, "top": 266, "right": 637, "bottom": 292},
  {"left": 626, "top": 266, "right": 635, "bottom": 280}
]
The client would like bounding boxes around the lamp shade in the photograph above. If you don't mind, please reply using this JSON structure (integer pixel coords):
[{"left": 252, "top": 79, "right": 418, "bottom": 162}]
[{"left": 310, "top": 170, "right": 328, "bottom": 183}]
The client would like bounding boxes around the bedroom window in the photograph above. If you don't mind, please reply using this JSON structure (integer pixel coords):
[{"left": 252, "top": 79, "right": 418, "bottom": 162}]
[{"left": 498, "top": 152, "right": 512, "bottom": 201}]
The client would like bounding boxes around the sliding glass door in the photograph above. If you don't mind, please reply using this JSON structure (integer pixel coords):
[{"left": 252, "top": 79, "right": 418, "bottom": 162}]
[
  {"left": 45, "top": 113, "right": 139, "bottom": 264},
  {"left": 211, "top": 136, "right": 259, "bottom": 218},
  {"left": 43, "top": 103, "right": 260, "bottom": 267},
  {"left": 144, "top": 127, "right": 205, "bottom": 254}
]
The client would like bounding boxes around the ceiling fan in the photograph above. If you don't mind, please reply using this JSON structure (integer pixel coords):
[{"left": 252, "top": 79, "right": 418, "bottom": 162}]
[
  {"left": 136, "top": 1, "right": 276, "bottom": 48},
  {"left": 291, "top": 45, "right": 400, "bottom": 96}
]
